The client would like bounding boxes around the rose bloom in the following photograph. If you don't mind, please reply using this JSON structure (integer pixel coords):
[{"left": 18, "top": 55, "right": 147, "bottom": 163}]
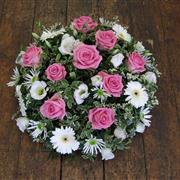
[
  {"left": 127, "top": 52, "right": 146, "bottom": 73},
  {"left": 40, "top": 94, "right": 66, "bottom": 120},
  {"left": 73, "top": 44, "right": 102, "bottom": 69},
  {"left": 88, "top": 107, "right": 115, "bottom": 130},
  {"left": 22, "top": 44, "right": 42, "bottom": 67},
  {"left": 73, "top": 16, "right": 97, "bottom": 33},
  {"left": 46, "top": 63, "right": 67, "bottom": 82},
  {"left": 98, "top": 72, "right": 124, "bottom": 97},
  {"left": 95, "top": 30, "right": 117, "bottom": 50}
]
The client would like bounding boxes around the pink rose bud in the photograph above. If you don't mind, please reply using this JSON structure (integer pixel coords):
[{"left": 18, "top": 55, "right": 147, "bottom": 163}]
[
  {"left": 73, "top": 16, "right": 97, "bottom": 33},
  {"left": 73, "top": 44, "right": 102, "bottom": 69},
  {"left": 127, "top": 52, "right": 146, "bottom": 73},
  {"left": 46, "top": 63, "right": 67, "bottom": 82},
  {"left": 22, "top": 44, "right": 42, "bottom": 67},
  {"left": 40, "top": 94, "right": 66, "bottom": 120},
  {"left": 102, "top": 74, "right": 124, "bottom": 97},
  {"left": 88, "top": 107, "right": 115, "bottom": 130},
  {"left": 95, "top": 30, "right": 117, "bottom": 50}
]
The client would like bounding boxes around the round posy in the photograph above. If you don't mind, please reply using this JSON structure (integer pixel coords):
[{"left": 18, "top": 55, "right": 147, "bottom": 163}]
[{"left": 8, "top": 16, "right": 160, "bottom": 161}]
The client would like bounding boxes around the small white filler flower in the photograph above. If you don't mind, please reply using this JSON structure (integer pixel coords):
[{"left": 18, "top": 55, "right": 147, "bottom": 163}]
[
  {"left": 74, "top": 83, "right": 89, "bottom": 104},
  {"left": 58, "top": 34, "right": 77, "bottom": 55},
  {"left": 124, "top": 81, "right": 149, "bottom": 108},
  {"left": 114, "top": 127, "right": 127, "bottom": 140},
  {"left": 83, "top": 136, "right": 105, "bottom": 155},
  {"left": 110, "top": 53, "right": 124, "bottom": 68},
  {"left": 101, "top": 148, "right": 115, "bottom": 160},
  {"left": 7, "top": 67, "right": 20, "bottom": 87},
  {"left": 27, "top": 120, "right": 48, "bottom": 141},
  {"left": 112, "top": 24, "right": 132, "bottom": 42},
  {"left": 16, "top": 117, "right": 29, "bottom": 132},
  {"left": 144, "top": 72, "right": 157, "bottom": 84},
  {"left": 23, "top": 69, "right": 40, "bottom": 88},
  {"left": 30, "top": 81, "right": 47, "bottom": 100},
  {"left": 50, "top": 127, "right": 80, "bottom": 154}
]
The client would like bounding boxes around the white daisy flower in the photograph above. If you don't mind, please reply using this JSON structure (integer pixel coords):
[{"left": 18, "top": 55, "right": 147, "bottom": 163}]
[
  {"left": 124, "top": 81, "right": 149, "bottom": 108},
  {"left": 74, "top": 83, "right": 89, "bottom": 105},
  {"left": 83, "top": 136, "right": 105, "bottom": 155},
  {"left": 114, "top": 127, "right": 127, "bottom": 140},
  {"left": 134, "top": 41, "right": 145, "bottom": 52},
  {"left": 110, "top": 53, "right": 124, "bottom": 68},
  {"left": 112, "top": 24, "right": 132, "bottom": 42},
  {"left": 140, "top": 107, "right": 152, "bottom": 127},
  {"left": 16, "top": 117, "right": 29, "bottom": 132},
  {"left": 50, "top": 127, "right": 80, "bottom": 154},
  {"left": 30, "top": 81, "right": 47, "bottom": 100},
  {"left": 16, "top": 85, "right": 27, "bottom": 116},
  {"left": 27, "top": 120, "right": 48, "bottom": 141},
  {"left": 91, "top": 75, "right": 102, "bottom": 87},
  {"left": 23, "top": 69, "right": 40, "bottom": 88},
  {"left": 136, "top": 122, "right": 145, "bottom": 133},
  {"left": 7, "top": 67, "right": 20, "bottom": 87},
  {"left": 92, "top": 85, "right": 110, "bottom": 102},
  {"left": 58, "top": 34, "right": 77, "bottom": 55},
  {"left": 101, "top": 148, "right": 115, "bottom": 160},
  {"left": 40, "top": 28, "right": 65, "bottom": 41},
  {"left": 144, "top": 72, "right": 157, "bottom": 84}
]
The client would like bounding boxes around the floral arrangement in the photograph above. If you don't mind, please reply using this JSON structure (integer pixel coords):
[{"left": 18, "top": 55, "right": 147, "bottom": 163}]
[{"left": 8, "top": 16, "right": 160, "bottom": 160}]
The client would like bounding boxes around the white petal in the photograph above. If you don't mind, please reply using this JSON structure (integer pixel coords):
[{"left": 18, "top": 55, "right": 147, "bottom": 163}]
[
  {"left": 136, "top": 122, "right": 146, "bottom": 133},
  {"left": 101, "top": 148, "right": 115, "bottom": 160},
  {"left": 16, "top": 117, "right": 29, "bottom": 132},
  {"left": 111, "top": 53, "right": 124, "bottom": 68}
]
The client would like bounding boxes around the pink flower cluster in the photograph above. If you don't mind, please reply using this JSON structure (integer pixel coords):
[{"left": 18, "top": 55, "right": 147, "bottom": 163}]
[{"left": 20, "top": 16, "right": 147, "bottom": 130}]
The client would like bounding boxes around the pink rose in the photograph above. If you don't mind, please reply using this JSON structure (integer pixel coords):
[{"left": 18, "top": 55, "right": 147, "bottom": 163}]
[
  {"left": 88, "top": 107, "right": 115, "bottom": 130},
  {"left": 46, "top": 63, "right": 67, "bottom": 82},
  {"left": 22, "top": 44, "right": 42, "bottom": 67},
  {"left": 99, "top": 72, "right": 124, "bottom": 97},
  {"left": 73, "top": 44, "right": 102, "bottom": 69},
  {"left": 40, "top": 94, "right": 66, "bottom": 120},
  {"left": 73, "top": 16, "right": 97, "bottom": 33},
  {"left": 127, "top": 52, "right": 146, "bottom": 73},
  {"left": 95, "top": 30, "right": 117, "bottom": 50}
]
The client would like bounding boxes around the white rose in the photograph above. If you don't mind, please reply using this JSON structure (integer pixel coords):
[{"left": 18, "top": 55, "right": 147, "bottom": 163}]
[
  {"left": 30, "top": 81, "right": 47, "bottom": 100},
  {"left": 111, "top": 53, "right": 124, "bottom": 68},
  {"left": 144, "top": 72, "right": 157, "bottom": 84},
  {"left": 136, "top": 122, "right": 145, "bottom": 133},
  {"left": 91, "top": 75, "right": 102, "bottom": 87},
  {"left": 112, "top": 24, "right": 131, "bottom": 42},
  {"left": 114, "top": 127, "right": 127, "bottom": 140},
  {"left": 74, "top": 84, "right": 89, "bottom": 105},
  {"left": 134, "top": 41, "right": 145, "bottom": 52},
  {"left": 16, "top": 117, "right": 29, "bottom": 132},
  {"left": 101, "top": 148, "right": 115, "bottom": 160},
  {"left": 58, "top": 34, "right": 76, "bottom": 55}
]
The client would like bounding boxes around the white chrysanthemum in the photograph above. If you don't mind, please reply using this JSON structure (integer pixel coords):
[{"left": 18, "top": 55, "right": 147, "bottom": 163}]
[
  {"left": 144, "top": 72, "right": 157, "bottom": 84},
  {"left": 27, "top": 120, "right": 48, "bottom": 141},
  {"left": 91, "top": 75, "right": 102, "bottom": 87},
  {"left": 50, "top": 127, "right": 80, "bottom": 154},
  {"left": 111, "top": 53, "right": 124, "bottom": 68},
  {"left": 140, "top": 107, "right": 152, "bottom": 127},
  {"left": 16, "top": 85, "right": 27, "bottom": 116},
  {"left": 7, "top": 67, "right": 20, "bottom": 87},
  {"left": 30, "top": 81, "right": 47, "bottom": 100},
  {"left": 74, "top": 83, "right": 89, "bottom": 104},
  {"left": 16, "top": 117, "right": 29, "bottom": 132},
  {"left": 92, "top": 85, "right": 110, "bottom": 102},
  {"left": 112, "top": 24, "right": 132, "bottom": 42},
  {"left": 114, "top": 127, "right": 127, "bottom": 140},
  {"left": 23, "top": 69, "right": 40, "bottom": 88},
  {"left": 136, "top": 122, "right": 145, "bottom": 133},
  {"left": 40, "top": 28, "right": 65, "bottom": 41},
  {"left": 83, "top": 136, "right": 105, "bottom": 155},
  {"left": 59, "top": 34, "right": 77, "bottom": 55},
  {"left": 124, "top": 81, "right": 149, "bottom": 108},
  {"left": 134, "top": 41, "right": 145, "bottom": 52},
  {"left": 101, "top": 148, "right": 115, "bottom": 160}
]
